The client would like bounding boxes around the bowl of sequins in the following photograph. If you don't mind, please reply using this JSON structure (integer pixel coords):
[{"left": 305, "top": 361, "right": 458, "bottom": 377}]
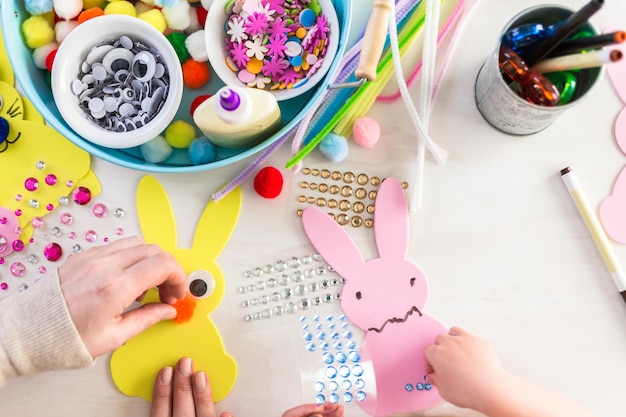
[
  {"left": 206, "top": 0, "right": 340, "bottom": 101},
  {"left": 51, "top": 14, "right": 184, "bottom": 149}
]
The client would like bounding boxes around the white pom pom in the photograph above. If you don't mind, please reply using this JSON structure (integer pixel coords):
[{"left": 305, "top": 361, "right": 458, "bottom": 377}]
[
  {"left": 32, "top": 42, "right": 58, "bottom": 69},
  {"left": 55, "top": 20, "right": 77, "bottom": 44},
  {"left": 185, "top": 30, "right": 208, "bottom": 62},
  {"left": 162, "top": 0, "right": 191, "bottom": 31},
  {"left": 200, "top": 0, "right": 213, "bottom": 11},
  {"left": 53, "top": 0, "right": 82, "bottom": 20},
  {"left": 185, "top": 5, "right": 202, "bottom": 34}
]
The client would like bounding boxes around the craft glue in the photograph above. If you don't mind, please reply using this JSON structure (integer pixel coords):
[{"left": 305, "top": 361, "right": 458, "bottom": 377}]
[{"left": 193, "top": 86, "right": 282, "bottom": 148}]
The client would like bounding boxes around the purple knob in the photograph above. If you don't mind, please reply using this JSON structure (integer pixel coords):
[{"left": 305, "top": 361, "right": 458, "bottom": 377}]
[{"left": 219, "top": 88, "right": 241, "bottom": 111}]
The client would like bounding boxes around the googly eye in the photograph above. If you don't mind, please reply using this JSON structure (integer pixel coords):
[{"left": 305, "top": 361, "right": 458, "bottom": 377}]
[
  {"left": 102, "top": 47, "right": 134, "bottom": 74},
  {"left": 0, "top": 95, "right": 4, "bottom": 111},
  {"left": 187, "top": 270, "right": 216, "bottom": 300},
  {"left": 132, "top": 51, "right": 156, "bottom": 82}
]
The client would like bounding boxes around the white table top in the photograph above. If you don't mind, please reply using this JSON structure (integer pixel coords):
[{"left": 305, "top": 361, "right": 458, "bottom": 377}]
[{"left": 2, "top": 0, "right": 626, "bottom": 416}]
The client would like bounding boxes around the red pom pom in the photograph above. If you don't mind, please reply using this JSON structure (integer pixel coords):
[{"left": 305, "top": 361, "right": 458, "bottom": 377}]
[
  {"left": 190, "top": 94, "right": 212, "bottom": 117},
  {"left": 254, "top": 166, "right": 283, "bottom": 199},
  {"left": 45, "top": 48, "right": 58, "bottom": 72},
  {"left": 196, "top": 5, "right": 208, "bottom": 27}
]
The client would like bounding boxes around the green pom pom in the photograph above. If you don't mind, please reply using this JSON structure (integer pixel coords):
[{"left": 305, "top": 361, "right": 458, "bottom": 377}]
[{"left": 166, "top": 32, "right": 190, "bottom": 63}]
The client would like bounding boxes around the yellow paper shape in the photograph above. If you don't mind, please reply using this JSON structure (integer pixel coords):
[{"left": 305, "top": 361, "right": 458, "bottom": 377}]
[
  {"left": 110, "top": 176, "right": 241, "bottom": 402},
  {"left": 0, "top": 24, "right": 99, "bottom": 244}
]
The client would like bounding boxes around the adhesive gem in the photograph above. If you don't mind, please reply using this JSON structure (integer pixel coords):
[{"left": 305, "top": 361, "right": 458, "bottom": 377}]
[
  {"left": 0, "top": 217, "right": 5, "bottom": 225},
  {"left": 58, "top": 196, "right": 69, "bottom": 205},
  {"left": 329, "top": 393, "right": 339, "bottom": 404},
  {"left": 28, "top": 254, "right": 39, "bottom": 264},
  {"left": 342, "top": 380, "right": 352, "bottom": 390},
  {"left": 12, "top": 240, "right": 24, "bottom": 252},
  {"left": 15, "top": 209, "right": 22, "bottom": 216},
  {"left": 85, "top": 230, "right": 97, "bottom": 243},
  {"left": 24, "top": 177, "right": 39, "bottom": 191},
  {"left": 45, "top": 174, "right": 57, "bottom": 186},
  {"left": 115, "top": 228, "right": 124, "bottom": 236},
  {"left": 51, "top": 227, "right": 62, "bottom": 237},
  {"left": 35, "top": 160, "right": 45, "bottom": 170},
  {"left": 66, "top": 180, "right": 75, "bottom": 188},
  {"left": 61, "top": 212, "right": 73, "bottom": 225},
  {"left": 73, "top": 187, "right": 92, "bottom": 205},
  {"left": 14, "top": 194, "right": 22, "bottom": 202},
  {"left": 314, "top": 381, "right": 325, "bottom": 392},
  {"left": 18, "top": 283, "right": 28, "bottom": 292},
  {"left": 10, "top": 262, "right": 25, "bottom": 277},
  {"left": 343, "top": 392, "right": 353, "bottom": 403},
  {"left": 315, "top": 394, "right": 325, "bottom": 405},
  {"left": 329, "top": 381, "right": 339, "bottom": 391},
  {"left": 46, "top": 204, "right": 54, "bottom": 211},
  {"left": 44, "top": 243, "right": 63, "bottom": 262},
  {"left": 29, "top": 199, "right": 39, "bottom": 208},
  {"left": 0, "top": 236, "right": 6, "bottom": 253},
  {"left": 68, "top": 232, "right": 77, "bottom": 239},
  {"left": 0, "top": 283, "right": 7, "bottom": 290},
  {"left": 356, "top": 391, "right": 366, "bottom": 402},
  {"left": 38, "top": 266, "right": 47, "bottom": 274},
  {"left": 92, "top": 203, "right": 108, "bottom": 218},
  {"left": 114, "top": 208, "right": 125, "bottom": 218},
  {"left": 325, "top": 366, "right": 337, "bottom": 379}
]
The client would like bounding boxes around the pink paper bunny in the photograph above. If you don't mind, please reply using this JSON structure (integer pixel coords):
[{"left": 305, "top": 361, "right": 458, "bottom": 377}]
[{"left": 302, "top": 177, "right": 447, "bottom": 416}]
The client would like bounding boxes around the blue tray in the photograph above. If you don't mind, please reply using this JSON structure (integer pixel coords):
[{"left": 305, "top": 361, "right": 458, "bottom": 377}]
[{"left": 0, "top": 0, "right": 352, "bottom": 173}]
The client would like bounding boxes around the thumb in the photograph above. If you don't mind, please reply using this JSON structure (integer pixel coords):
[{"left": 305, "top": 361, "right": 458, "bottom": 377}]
[
  {"left": 118, "top": 302, "right": 177, "bottom": 340},
  {"left": 426, "top": 372, "right": 439, "bottom": 388}
]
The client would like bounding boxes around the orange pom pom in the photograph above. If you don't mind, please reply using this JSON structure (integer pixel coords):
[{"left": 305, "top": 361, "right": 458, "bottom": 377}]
[
  {"left": 182, "top": 58, "right": 210, "bottom": 89},
  {"left": 78, "top": 7, "right": 105, "bottom": 25},
  {"left": 172, "top": 294, "right": 197, "bottom": 324}
]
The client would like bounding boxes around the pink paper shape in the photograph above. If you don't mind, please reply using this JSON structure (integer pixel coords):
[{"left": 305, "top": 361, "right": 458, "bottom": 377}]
[
  {"left": 599, "top": 27, "right": 626, "bottom": 242},
  {"left": 302, "top": 177, "right": 447, "bottom": 416},
  {"left": 599, "top": 165, "right": 626, "bottom": 243}
]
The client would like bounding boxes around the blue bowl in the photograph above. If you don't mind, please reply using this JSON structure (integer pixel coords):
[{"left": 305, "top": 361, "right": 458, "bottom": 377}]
[{"left": 0, "top": 0, "right": 352, "bottom": 173}]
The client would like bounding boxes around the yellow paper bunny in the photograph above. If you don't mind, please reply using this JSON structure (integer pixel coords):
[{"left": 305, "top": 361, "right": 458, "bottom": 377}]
[
  {"left": 0, "top": 25, "right": 100, "bottom": 252},
  {"left": 110, "top": 176, "right": 241, "bottom": 402}
]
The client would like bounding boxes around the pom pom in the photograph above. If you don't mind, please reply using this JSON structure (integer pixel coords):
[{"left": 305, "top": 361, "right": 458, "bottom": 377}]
[
  {"left": 185, "top": 30, "right": 208, "bottom": 62},
  {"left": 185, "top": 6, "right": 202, "bottom": 33},
  {"left": 165, "top": 120, "right": 196, "bottom": 148},
  {"left": 32, "top": 42, "right": 58, "bottom": 69},
  {"left": 166, "top": 32, "right": 190, "bottom": 63},
  {"left": 155, "top": 0, "right": 179, "bottom": 7},
  {"left": 21, "top": 15, "right": 55, "bottom": 49},
  {"left": 190, "top": 94, "right": 211, "bottom": 117},
  {"left": 254, "top": 166, "right": 283, "bottom": 199},
  {"left": 25, "top": 0, "right": 54, "bottom": 15},
  {"left": 53, "top": 0, "right": 82, "bottom": 20},
  {"left": 172, "top": 294, "right": 197, "bottom": 324},
  {"left": 188, "top": 137, "right": 217, "bottom": 165},
  {"left": 162, "top": 0, "right": 191, "bottom": 31},
  {"left": 44, "top": 48, "right": 58, "bottom": 72},
  {"left": 182, "top": 58, "right": 210, "bottom": 89},
  {"left": 140, "top": 135, "right": 173, "bottom": 163},
  {"left": 104, "top": 1, "right": 137, "bottom": 16},
  {"left": 352, "top": 116, "right": 381, "bottom": 148},
  {"left": 78, "top": 7, "right": 105, "bottom": 24},
  {"left": 54, "top": 20, "right": 77, "bottom": 43},
  {"left": 83, "top": 0, "right": 106, "bottom": 8},
  {"left": 138, "top": 9, "right": 167, "bottom": 33},
  {"left": 196, "top": 5, "right": 208, "bottom": 27},
  {"left": 319, "top": 133, "right": 349, "bottom": 163}
]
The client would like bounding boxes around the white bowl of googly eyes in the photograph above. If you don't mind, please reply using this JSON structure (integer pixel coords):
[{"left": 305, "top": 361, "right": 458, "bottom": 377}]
[
  {"left": 206, "top": 0, "right": 340, "bottom": 101},
  {"left": 51, "top": 14, "right": 184, "bottom": 149}
]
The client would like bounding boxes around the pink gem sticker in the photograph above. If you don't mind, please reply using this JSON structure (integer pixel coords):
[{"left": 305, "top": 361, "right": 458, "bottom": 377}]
[
  {"left": 24, "top": 177, "right": 39, "bottom": 192},
  {"left": 73, "top": 186, "right": 92, "bottom": 205},
  {"left": 45, "top": 174, "right": 58, "bottom": 186},
  {"left": 85, "top": 230, "right": 97, "bottom": 243},
  {"left": 10, "top": 262, "right": 25, "bottom": 277},
  {"left": 92, "top": 203, "right": 108, "bottom": 218},
  {"left": 43, "top": 242, "right": 63, "bottom": 262}
]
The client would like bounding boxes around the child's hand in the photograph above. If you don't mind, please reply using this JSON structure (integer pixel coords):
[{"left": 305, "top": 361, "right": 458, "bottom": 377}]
[
  {"left": 424, "top": 327, "right": 508, "bottom": 411},
  {"left": 281, "top": 402, "right": 344, "bottom": 417}
]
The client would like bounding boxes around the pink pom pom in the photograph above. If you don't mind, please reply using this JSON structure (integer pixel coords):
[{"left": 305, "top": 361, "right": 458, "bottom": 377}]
[{"left": 352, "top": 116, "right": 381, "bottom": 148}]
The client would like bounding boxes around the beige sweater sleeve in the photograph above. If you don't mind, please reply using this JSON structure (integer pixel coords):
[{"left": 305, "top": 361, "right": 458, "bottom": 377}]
[{"left": 0, "top": 271, "right": 94, "bottom": 387}]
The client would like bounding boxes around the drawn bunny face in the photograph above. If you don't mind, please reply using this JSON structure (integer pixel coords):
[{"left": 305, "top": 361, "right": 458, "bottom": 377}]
[
  {"left": 110, "top": 176, "right": 242, "bottom": 403},
  {"left": 302, "top": 177, "right": 429, "bottom": 332}
]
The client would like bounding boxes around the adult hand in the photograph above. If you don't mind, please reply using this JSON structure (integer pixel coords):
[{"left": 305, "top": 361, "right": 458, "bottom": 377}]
[
  {"left": 58, "top": 236, "right": 187, "bottom": 358},
  {"left": 424, "top": 327, "right": 506, "bottom": 411},
  {"left": 151, "top": 357, "right": 344, "bottom": 417},
  {"left": 151, "top": 357, "right": 229, "bottom": 417}
]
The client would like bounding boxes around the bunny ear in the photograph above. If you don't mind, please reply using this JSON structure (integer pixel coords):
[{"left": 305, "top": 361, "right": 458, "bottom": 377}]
[
  {"left": 302, "top": 206, "right": 365, "bottom": 278},
  {"left": 192, "top": 185, "right": 242, "bottom": 258},
  {"left": 374, "top": 177, "right": 409, "bottom": 259},
  {"left": 136, "top": 176, "right": 178, "bottom": 250}
]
